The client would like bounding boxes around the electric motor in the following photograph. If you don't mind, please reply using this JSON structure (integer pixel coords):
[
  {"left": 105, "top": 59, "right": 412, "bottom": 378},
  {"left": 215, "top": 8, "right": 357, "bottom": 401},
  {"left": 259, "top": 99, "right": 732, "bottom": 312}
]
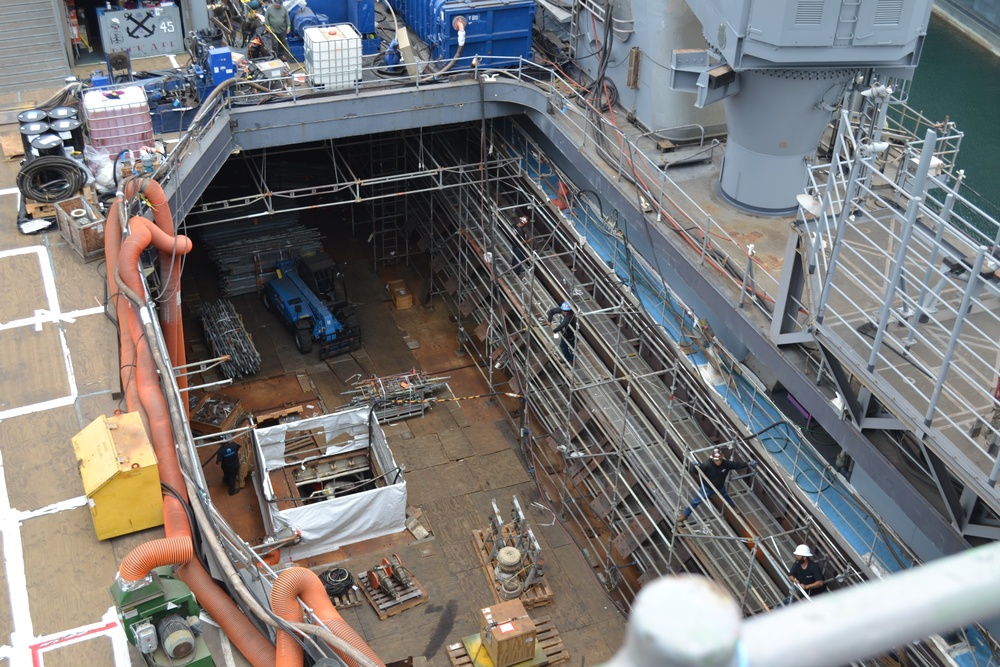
[
  {"left": 156, "top": 614, "right": 195, "bottom": 659},
  {"left": 494, "top": 546, "right": 522, "bottom": 584},
  {"left": 389, "top": 554, "right": 411, "bottom": 588}
]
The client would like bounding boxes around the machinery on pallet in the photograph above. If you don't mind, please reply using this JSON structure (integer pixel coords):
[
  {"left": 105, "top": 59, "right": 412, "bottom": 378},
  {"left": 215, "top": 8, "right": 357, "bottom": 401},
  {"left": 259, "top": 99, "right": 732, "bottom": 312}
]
[
  {"left": 480, "top": 497, "right": 549, "bottom": 605},
  {"left": 262, "top": 254, "right": 361, "bottom": 359},
  {"left": 109, "top": 566, "right": 212, "bottom": 667},
  {"left": 366, "top": 554, "right": 412, "bottom": 599},
  {"left": 345, "top": 369, "right": 451, "bottom": 422},
  {"left": 358, "top": 553, "right": 429, "bottom": 619}
]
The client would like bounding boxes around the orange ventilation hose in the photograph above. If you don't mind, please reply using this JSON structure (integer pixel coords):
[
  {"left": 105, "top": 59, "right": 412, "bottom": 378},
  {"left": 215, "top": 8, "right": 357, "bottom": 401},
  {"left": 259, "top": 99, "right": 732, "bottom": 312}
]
[
  {"left": 124, "top": 179, "right": 190, "bottom": 397},
  {"left": 105, "top": 196, "right": 148, "bottom": 431},
  {"left": 119, "top": 536, "right": 194, "bottom": 581},
  {"left": 270, "top": 567, "right": 385, "bottom": 667},
  {"left": 108, "top": 187, "right": 277, "bottom": 667}
]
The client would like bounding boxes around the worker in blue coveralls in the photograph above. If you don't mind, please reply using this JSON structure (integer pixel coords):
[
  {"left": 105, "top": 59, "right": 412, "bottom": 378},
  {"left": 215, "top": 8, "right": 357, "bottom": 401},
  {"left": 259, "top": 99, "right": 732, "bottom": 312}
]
[
  {"left": 216, "top": 440, "right": 242, "bottom": 496},
  {"left": 546, "top": 301, "right": 577, "bottom": 364},
  {"left": 676, "top": 448, "right": 756, "bottom": 522}
]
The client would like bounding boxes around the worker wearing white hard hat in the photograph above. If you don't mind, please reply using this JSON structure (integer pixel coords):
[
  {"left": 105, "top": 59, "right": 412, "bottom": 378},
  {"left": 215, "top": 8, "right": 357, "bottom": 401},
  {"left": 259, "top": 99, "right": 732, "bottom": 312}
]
[{"left": 788, "top": 544, "right": 827, "bottom": 596}]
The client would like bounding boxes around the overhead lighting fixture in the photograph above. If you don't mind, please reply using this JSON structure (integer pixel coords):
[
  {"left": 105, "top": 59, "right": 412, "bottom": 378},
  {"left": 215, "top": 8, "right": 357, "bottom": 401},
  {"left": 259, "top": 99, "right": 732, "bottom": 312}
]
[
  {"left": 860, "top": 83, "right": 893, "bottom": 100},
  {"left": 796, "top": 193, "right": 823, "bottom": 217}
]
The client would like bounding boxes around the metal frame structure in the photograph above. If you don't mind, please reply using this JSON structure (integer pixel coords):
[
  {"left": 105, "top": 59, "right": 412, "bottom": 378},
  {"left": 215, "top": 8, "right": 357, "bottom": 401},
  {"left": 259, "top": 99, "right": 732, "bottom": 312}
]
[
  {"left": 138, "top": 50, "right": 1000, "bottom": 663},
  {"left": 772, "top": 89, "right": 1000, "bottom": 542}
]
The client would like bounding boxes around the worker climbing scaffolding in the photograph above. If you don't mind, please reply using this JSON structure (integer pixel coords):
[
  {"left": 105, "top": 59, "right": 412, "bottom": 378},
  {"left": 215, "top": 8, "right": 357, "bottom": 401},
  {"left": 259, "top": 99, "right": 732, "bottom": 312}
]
[{"left": 546, "top": 301, "right": 577, "bottom": 364}]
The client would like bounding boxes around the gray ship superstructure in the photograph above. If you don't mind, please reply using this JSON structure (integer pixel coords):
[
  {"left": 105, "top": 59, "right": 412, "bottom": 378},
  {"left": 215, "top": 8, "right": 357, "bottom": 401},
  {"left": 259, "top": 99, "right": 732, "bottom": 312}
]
[{"left": 27, "top": 0, "right": 1000, "bottom": 665}]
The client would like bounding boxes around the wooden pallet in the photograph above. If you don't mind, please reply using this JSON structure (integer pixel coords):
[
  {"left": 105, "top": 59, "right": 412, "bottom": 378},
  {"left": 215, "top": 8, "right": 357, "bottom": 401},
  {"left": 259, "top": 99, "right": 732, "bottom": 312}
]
[
  {"left": 356, "top": 571, "right": 428, "bottom": 620},
  {"left": 25, "top": 200, "right": 56, "bottom": 218},
  {"left": 446, "top": 617, "right": 569, "bottom": 667},
  {"left": 328, "top": 586, "right": 362, "bottom": 610},
  {"left": 472, "top": 529, "right": 554, "bottom": 609}
]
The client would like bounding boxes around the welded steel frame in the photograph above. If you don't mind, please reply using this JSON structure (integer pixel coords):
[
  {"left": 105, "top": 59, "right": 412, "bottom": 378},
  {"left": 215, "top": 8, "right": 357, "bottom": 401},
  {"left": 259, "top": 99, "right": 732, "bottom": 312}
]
[{"left": 772, "top": 95, "right": 1000, "bottom": 542}]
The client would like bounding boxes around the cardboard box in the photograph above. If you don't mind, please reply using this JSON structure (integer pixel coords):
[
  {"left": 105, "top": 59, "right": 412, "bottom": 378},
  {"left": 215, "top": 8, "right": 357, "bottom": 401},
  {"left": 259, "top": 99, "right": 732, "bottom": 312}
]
[
  {"left": 387, "top": 279, "right": 413, "bottom": 310},
  {"left": 479, "top": 599, "right": 536, "bottom": 667}
]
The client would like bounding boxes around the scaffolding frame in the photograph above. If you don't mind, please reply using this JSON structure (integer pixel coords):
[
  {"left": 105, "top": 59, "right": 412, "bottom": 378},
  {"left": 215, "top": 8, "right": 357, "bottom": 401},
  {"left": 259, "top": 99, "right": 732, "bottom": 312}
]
[{"left": 178, "top": 111, "right": 987, "bottom": 641}]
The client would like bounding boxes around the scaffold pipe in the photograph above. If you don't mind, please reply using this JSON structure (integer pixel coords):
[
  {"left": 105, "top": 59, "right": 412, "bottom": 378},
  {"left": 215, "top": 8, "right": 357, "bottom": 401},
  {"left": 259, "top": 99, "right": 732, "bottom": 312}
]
[{"left": 604, "top": 541, "right": 1000, "bottom": 667}]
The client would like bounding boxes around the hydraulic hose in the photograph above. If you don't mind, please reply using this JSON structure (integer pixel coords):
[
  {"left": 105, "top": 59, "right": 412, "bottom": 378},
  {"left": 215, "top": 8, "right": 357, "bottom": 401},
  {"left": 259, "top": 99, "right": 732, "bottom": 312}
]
[
  {"left": 270, "top": 566, "right": 385, "bottom": 667},
  {"left": 124, "top": 179, "right": 191, "bottom": 397},
  {"left": 110, "top": 174, "right": 386, "bottom": 666},
  {"left": 418, "top": 17, "right": 466, "bottom": 83},
  {"left": 105, "top": 194, "right": 148, "bottom": 430},
  {"left": 16, "top": 156, "right": 89, "bottom": 203},
  {"left": 109, "top": 186, "right": 277, "bottom": 667}
]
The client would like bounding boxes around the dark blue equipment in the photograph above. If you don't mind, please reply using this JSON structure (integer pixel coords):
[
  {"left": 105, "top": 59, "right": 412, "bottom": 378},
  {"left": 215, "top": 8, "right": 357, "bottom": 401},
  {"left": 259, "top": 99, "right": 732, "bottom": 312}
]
[
  {"left": 397, "top": 0, "right": 534, "bottom": 68},
  {"left": 262, "top": 254, "right": 361, "bottom": 359}
]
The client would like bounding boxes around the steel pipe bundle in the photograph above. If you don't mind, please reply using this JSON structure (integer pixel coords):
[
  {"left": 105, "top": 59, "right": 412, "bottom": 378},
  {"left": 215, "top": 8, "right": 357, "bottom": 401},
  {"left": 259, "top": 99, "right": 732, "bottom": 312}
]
[{"left": 200, "top": 299, "right": 262, "bottom": 379}]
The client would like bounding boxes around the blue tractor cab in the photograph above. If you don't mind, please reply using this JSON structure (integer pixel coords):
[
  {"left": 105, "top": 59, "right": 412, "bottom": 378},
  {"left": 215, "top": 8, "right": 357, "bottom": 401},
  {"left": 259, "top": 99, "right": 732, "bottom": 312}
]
[{"left": 262, "top": 254, "right": 361, "bottom": 359}]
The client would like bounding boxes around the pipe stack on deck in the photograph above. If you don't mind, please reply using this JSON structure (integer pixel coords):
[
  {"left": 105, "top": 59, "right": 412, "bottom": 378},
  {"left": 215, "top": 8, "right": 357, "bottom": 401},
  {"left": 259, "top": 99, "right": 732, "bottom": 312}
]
[
  {"left": 199, "top": 216, "right": 324, "bottom": 296},
  {"left": 200, "top": 299, "right": 262, "bottom": 379}
]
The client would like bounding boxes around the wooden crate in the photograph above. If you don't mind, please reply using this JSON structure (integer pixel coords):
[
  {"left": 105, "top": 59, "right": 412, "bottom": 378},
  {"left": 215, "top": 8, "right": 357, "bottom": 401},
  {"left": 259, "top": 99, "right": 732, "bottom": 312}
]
[
  {"left": 447, "top": 617, "right": 568, "bottom": 667},
  {"left": 55, "top": 196, "right": 105, "bottom": 262},
  {"left": 387, "top": 279, "right": 413, "bottom": 310},
  {"left": 189, "top": 392, "right": 245, "bottom": 435},
  {"left": 480, "top": 599, "right": 536, "bottom": 667}
]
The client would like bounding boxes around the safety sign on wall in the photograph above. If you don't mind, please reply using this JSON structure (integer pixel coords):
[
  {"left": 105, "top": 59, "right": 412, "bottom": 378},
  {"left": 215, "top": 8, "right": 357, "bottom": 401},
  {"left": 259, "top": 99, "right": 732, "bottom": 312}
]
[{"left": 97, "top": 5, "right": 184, "bottom": 56}]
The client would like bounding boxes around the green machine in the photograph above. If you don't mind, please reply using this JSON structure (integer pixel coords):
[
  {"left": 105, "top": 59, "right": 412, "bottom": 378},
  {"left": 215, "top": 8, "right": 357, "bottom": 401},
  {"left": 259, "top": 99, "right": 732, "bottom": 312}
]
[{"left": 110, "top": 566, "right": 214, "bottom": 667}]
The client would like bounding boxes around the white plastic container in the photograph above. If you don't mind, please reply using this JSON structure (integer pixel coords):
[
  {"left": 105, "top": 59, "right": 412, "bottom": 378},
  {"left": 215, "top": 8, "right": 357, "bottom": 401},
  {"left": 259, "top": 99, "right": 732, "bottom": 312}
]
[
  {"left": 304, "top": 24, "right": 362, "bottom": 90},
  {"left": 83, "top": 86, "right": 154, "bottom": 156}
]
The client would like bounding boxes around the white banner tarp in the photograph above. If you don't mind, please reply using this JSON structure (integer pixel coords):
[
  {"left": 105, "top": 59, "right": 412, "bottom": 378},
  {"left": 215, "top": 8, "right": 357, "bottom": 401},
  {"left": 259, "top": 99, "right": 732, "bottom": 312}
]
[
  {"left": 271, "top": 483, "right": 408, "bottom": 561},
  {"left": 250, "top": 405, "right": 406, "bottom": 559}
]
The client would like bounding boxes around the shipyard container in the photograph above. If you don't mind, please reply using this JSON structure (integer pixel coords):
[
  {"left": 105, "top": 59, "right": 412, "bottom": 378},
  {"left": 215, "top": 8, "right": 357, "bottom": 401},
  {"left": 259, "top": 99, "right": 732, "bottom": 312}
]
[
  {"left": 305, "top": 24, "right": 362, "bottom": 90},
  {"left": 402, "top": 0, "right": 534, "bottom": 68},
  {"left": 82, "top": 86, "right": 155, "bottom": 157},
  {"left": 72, "top": 412, "right": 164, "bottom": 540}
]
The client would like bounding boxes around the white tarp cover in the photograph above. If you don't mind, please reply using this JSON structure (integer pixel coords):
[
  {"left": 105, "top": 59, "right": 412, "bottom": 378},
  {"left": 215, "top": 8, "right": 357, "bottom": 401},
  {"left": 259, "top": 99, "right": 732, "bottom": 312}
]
[{"left": 251, "top": 406, "right": 406, "bottom": 561}]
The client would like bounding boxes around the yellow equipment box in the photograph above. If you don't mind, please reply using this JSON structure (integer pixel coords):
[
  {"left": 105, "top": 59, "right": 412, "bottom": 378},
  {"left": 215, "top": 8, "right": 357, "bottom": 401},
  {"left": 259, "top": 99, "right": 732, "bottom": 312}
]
[{"left": 72, "top": 412, "right": 164, "bottom": 540}]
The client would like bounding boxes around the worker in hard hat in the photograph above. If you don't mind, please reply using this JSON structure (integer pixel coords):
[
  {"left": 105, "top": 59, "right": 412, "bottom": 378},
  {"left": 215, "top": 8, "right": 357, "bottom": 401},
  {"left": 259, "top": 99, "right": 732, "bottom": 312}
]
[
  {"left": 546, "top": 301, "right": 577, "bottom": 364},
  {"left": 788, "top": 544, "right": 827, "bottom": 596},
  {"left": 216, "top": 439, "right": 242, "bottom": 495},
  {"left": 676, "top": 448, "right": 756, "bottom": 523}
]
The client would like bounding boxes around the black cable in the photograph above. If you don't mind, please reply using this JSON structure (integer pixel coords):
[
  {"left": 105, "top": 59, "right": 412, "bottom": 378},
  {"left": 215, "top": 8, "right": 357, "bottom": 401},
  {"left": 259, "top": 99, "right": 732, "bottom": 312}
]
[
  {"left": 17, "top": 156, "right": 89, "bottom": 203},
  {"left": 321, "top": 567, "right": 353, "bottom": 596},
  {"left": 160, "top": 481, "right": 206, "bottom": 564}
]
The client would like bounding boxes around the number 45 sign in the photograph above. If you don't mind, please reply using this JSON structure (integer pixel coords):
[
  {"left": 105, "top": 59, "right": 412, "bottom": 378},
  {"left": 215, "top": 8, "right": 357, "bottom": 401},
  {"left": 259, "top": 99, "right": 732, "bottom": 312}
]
[{"left": 100, "top": 4, "right": 184, "bottom": 55}]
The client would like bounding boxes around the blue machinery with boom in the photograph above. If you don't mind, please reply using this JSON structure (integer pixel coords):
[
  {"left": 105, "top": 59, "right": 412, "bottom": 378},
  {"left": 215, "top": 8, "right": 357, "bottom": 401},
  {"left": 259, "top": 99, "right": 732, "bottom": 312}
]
[{"left": 262, "top": 254, "right": 361, "bottom": 360}]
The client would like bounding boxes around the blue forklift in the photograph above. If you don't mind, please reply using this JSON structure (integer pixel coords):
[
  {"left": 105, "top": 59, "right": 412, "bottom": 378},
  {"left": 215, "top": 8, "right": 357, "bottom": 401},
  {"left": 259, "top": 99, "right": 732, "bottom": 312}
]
[{"left": 262, "top": 253, "right": 361, "bottom": 359}]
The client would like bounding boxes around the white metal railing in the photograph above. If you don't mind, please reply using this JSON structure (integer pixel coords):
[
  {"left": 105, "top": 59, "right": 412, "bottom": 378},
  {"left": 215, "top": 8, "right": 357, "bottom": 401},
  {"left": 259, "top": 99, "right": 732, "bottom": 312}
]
[
  {"left": 797, "top": 106, "right": 1000, "bottom": 491},
  {"left": 604, "top": 541, "right": 1000, "bottom": 667}
]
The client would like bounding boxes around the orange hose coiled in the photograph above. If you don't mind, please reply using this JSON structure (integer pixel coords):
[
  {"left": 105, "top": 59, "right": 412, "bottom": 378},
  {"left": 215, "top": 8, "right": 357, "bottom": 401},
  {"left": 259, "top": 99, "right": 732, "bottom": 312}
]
[{"left": 271, "top": 566, "right": 385, "bottom": 667}]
